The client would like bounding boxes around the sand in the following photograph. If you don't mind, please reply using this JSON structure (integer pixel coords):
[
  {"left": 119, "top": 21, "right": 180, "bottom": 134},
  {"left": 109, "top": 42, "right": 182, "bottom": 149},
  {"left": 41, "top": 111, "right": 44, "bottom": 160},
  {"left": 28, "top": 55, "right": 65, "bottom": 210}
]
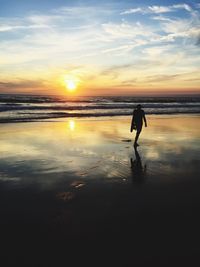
[{"left": 0, "top": 115, "right": 200, "bottom": 266}]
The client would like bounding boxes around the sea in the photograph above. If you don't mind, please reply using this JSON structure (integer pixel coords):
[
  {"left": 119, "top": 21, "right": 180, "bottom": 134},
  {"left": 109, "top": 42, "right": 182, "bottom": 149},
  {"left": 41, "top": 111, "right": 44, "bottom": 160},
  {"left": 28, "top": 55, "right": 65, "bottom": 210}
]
[{"left": 0, "top": 94, "right": 200, "bottom": 122}]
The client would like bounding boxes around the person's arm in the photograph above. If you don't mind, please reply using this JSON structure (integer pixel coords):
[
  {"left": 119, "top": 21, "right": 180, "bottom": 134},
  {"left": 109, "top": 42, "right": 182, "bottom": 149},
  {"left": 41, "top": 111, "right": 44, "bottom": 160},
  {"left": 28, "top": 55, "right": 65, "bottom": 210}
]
[
  {"left": 130, "top": 111, "right": 135, "bottom": 132},
  {"left": 143, "top": 111, "right": 147, "bottom": 127}
]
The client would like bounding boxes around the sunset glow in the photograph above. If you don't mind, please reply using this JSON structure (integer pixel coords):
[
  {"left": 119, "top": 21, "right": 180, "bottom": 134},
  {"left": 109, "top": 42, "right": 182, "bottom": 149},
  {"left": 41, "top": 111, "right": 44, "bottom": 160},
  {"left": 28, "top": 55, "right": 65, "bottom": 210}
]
[{"left": 0, "top": 0, "right": 199, "bottom": 96}]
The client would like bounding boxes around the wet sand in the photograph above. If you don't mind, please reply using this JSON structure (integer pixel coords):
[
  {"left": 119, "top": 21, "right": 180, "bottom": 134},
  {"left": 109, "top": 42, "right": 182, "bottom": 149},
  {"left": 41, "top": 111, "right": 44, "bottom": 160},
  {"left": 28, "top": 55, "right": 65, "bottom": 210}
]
[{"left": 0, "top": 115, "right": 200, "bottom": 266}]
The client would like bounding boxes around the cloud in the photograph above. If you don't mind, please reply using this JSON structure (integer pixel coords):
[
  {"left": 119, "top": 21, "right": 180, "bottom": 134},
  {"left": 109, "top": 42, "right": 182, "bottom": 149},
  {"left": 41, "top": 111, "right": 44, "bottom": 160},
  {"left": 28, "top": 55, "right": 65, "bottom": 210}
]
[
  {"left": 121, "top": 4, "right": 193, "bottom": 15},
  {"left": 150, "top": 7, "right": 200, "bottom": 45},
  {"left": 100, "top": 63, "right": 133, "bottom": 79},
  {"left": 101, "top": 64, "right": 134, "bottom": 73},
  {"left": 120, "top": 8, "right": 143, "bottom": 15},
  {"left": 196, "top": 34, "right": 200, "bottom": 45},
  {"left": 101, "top": 38, "right": 148, "bottom": 57},
  {"left": 144, "top": 71, "right": 200, "bottom": 85},
  {"left": 152, "top": 16, "right": 172, "bottom": 22},
  {"left": 172, "top": 4, "right": 192, "bottom": 12},
  {"left": 53, "top": 5, "right": 114, "bottom": 23},
  {"left": 101, "top": 21, "right": 157, "bottom": 41},
  {"left": 145, "top": 74, "right": 180, "bottom": 82},
  {"left": 0, "top": 15, "right": 52, "bottom": 32},
  {"left": 0, "top": 24, "right": 48, "bottom": 32},
  {"left": 28, "top": 14, "right": 62, "bottom": 24},
  {"left": 120, "top": 78, "right": 137, "bottom": 86},
  {"left": 0, "top": 79, "right": 59, "bottom": 94},
  {"left": 148, "top": 6, "right": 172, "bottom": 14},
  {"left": 161, "top": 18, "right": 200, "bottom": 43},
  {"left": 142, "top": 46, "right": 172, "bottom": 57},
  {"left": 0, "top": 6, "right": 105, "bottom": 33},
  {"left": 101, "top": 16, "right": 200, "bottom": 48},
  {"left": 0, "top": 80, "right": 44, "bottom": 89},
  {"left": 0, "top": 6, "right": 118, "bottom": 67}
]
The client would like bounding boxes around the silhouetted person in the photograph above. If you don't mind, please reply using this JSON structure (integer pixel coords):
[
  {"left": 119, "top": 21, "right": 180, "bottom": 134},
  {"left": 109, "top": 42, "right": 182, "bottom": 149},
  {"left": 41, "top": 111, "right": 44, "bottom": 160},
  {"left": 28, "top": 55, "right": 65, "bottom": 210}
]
[
  {"left": 130, "top": 104, "right": 147, "bottom": 147},
  {"left": 130, "top": 146, "right": 146, "bottom": 184}
]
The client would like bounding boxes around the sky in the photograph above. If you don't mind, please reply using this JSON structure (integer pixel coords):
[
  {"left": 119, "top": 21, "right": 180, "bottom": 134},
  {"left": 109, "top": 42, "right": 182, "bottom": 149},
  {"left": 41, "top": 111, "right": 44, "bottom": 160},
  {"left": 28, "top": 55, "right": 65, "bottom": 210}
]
[{"left": 0, "top": 0, "right": 200, "bottom": 96}]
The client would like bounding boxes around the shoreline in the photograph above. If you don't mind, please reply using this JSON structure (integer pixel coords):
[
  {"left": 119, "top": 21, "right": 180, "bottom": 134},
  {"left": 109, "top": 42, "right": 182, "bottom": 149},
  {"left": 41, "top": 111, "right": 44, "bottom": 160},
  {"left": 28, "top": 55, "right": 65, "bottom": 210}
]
[{"left": 0, "top": 112, "right": 200, "bottom": 124}]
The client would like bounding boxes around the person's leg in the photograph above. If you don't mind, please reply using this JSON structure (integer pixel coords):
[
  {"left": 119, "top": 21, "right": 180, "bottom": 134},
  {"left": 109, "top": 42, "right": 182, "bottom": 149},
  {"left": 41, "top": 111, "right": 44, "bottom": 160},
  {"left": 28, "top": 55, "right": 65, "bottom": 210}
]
[
  {"left": 134, "top": 129, "right": 141, "bottom": 145},
  {"left": 134, "top": 125, "right": 142, "bottom": 146}
]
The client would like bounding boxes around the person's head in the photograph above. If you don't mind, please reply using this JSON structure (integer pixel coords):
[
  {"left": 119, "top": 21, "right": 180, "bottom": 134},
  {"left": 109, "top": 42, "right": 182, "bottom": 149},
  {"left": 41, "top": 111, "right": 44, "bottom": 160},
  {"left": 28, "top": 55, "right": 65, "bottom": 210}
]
[{"left": 136, "top": 104, "right": 142, "bottom": 110}]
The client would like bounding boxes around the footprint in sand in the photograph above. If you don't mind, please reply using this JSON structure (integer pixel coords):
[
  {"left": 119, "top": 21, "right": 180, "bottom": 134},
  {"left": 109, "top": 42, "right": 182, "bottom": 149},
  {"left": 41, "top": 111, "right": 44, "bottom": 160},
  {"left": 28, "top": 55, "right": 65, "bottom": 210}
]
[
  {"left": 56, "top": 191, "right": 75, "bottom": 201},
  {"left": 88, "top": 165, "right": 99, "bottom": 170},
  {"left": 77, "top": 161, "right": 101, "bottom": 176},
  {"left": 121, "top": 139, "right": 132, "bottom": 142},
  {"left": 78, "top": 172, "right": 88, "bottom": 176}
]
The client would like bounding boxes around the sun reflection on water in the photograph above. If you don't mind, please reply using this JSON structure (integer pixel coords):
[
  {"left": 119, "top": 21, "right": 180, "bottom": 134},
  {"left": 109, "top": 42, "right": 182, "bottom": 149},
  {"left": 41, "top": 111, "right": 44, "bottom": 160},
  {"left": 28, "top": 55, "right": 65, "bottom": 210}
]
[{"left": 68, "top": 120, "right": 75, "bottom": 131}]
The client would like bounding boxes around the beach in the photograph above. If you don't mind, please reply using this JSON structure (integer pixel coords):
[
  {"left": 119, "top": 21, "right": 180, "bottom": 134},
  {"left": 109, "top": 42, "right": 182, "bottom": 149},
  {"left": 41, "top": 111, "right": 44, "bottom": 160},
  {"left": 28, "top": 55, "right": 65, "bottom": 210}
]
[
  {"left": 1, "top": 0, "right": 200, "bottom": 264},
  {"left": 0, "top": 115, "right": 200, "bottom": 266}
]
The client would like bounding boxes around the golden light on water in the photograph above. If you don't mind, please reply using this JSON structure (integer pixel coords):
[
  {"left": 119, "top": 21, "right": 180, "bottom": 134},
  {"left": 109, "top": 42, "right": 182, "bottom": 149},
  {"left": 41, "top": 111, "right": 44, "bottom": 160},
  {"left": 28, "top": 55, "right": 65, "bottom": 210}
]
[{"left": 68, "top": 120, "right": 75, "bottom": 131}]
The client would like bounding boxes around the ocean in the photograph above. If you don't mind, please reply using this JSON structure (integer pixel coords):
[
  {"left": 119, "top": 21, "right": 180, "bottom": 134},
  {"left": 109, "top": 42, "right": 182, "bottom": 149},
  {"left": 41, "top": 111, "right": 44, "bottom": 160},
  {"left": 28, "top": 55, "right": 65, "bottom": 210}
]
[{"left": 0, "top": 94, "right": 200, "bottom": 122}]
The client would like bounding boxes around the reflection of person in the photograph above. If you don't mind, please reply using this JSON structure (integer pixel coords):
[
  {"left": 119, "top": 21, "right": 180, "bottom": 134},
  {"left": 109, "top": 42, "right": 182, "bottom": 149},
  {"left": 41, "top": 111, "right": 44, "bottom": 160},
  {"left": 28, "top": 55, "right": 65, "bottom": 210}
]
[
  {"left": 130, "top": 104, "right": 147, "bottom": 147},
  {"left": 130, "top": 146, "right": 146, "bottom": 184}
]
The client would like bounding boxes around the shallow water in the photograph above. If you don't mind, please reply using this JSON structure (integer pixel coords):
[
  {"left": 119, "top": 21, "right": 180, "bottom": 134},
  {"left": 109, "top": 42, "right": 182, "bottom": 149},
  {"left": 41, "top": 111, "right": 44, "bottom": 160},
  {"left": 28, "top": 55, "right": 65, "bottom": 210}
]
[{"left": 0, "top": 115, "right": 199, "bottom": 190}]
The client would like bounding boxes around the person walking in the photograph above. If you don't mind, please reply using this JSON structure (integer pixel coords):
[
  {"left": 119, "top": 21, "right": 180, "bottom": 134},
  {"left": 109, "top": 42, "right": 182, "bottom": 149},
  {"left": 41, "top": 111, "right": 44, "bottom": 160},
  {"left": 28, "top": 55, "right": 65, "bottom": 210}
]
[{"left": 130, "top": 104, "right": 147, "bottom": 146}]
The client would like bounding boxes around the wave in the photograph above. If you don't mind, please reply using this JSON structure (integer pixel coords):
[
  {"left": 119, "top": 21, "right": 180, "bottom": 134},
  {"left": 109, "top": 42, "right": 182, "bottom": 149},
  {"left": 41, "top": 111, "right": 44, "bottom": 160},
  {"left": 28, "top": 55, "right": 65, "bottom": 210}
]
[
  {"left": 0, "top": 103, "right": 200, "bottom": 112},
  {"left": 0, "top": 94, "right": 200, "bottom": 123},
  {"left": 0, "top": 94, "right": 200, "bottom": 104},
  {"left": 0, "top": 110, "right": 200, "bottom": 123}
]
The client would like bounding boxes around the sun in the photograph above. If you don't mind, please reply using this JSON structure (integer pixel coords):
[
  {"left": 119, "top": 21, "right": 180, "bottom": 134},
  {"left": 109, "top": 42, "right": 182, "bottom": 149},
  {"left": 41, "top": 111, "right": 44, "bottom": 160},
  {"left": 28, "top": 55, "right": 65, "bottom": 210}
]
[
  {"left": 62, "top": 74, "right": 80, "bottom": 93},
  {"left": 65, "top": 79, "right": 77, "bottom": 92}
]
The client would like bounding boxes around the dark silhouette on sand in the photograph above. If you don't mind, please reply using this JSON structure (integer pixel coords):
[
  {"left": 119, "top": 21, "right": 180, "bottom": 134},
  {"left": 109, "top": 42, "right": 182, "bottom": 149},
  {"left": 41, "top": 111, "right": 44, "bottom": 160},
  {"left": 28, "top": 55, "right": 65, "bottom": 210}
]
[
  {"left": 130, "top": 104, "right": 147, "bottom": 146},
  {"left": 130, "top": 146, "right": 146, "bottom": 184}
]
